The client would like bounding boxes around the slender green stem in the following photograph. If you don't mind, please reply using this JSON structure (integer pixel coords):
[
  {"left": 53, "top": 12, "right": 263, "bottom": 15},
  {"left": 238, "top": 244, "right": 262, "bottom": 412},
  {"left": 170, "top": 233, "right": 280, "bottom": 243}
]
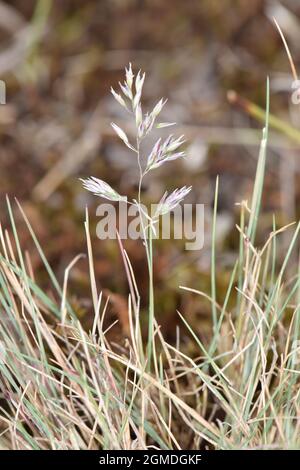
[
  {"left": 229, "top": 88, "right": 300, "bottom": 145},
  {"left": 136, "top": 138, "right": 155, "bottom": 372},
  {"left": 146, "top": 225, "right": 155, "bottom": 372}
]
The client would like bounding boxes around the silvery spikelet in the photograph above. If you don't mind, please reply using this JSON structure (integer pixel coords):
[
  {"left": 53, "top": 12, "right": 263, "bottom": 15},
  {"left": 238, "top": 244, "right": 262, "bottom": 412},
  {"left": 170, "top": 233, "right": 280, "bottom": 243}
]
[
  {"left": 155, "top": 186, "right": 192, "bottom": 217},
  {"left": 80, "top": 177, "right": 127, "bottom": 202},
  {"left": 146, "top": 135, "right": 186, "bottom": 171}
]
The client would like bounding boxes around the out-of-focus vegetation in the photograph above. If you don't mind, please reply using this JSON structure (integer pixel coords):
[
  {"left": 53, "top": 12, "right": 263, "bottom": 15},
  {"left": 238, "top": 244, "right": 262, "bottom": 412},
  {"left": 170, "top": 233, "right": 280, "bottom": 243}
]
[{"left": 1, "top": 0, "right": 300, "bottom": 339}]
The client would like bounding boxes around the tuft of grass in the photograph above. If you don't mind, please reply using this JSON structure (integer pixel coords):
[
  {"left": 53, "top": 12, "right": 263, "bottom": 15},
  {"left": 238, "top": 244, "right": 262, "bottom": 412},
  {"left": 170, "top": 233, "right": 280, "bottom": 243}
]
[{"left": 0, "top": 72, "right": 300, "bottom": 450}]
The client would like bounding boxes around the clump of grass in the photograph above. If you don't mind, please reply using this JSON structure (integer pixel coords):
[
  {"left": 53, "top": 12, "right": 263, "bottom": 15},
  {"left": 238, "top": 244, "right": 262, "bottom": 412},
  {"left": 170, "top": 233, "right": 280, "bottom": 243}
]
[
  {"left": 0, "top": 69, "right": 300, "bottom": 450},
  {"left": 81, "top": 64, "right": 191, "bottom": 374}
]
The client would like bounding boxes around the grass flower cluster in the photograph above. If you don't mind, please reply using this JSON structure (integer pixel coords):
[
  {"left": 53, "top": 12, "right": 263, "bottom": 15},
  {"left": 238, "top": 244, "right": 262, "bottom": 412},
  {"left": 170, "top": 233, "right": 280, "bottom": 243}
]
[{"left": 81, "top": 65, "right": 190, "bottom": 373}]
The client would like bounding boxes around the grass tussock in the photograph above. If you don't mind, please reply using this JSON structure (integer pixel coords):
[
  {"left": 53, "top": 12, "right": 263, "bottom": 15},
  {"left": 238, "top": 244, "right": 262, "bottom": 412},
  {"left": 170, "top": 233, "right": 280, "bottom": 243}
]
[{"left": 0, "top": 74, "right": 300, "bottom": 451}]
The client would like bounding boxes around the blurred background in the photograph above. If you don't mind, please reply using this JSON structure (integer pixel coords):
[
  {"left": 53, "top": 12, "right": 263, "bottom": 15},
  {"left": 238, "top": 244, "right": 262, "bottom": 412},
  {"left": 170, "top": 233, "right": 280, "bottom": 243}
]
[{"left": 0, "top": 0, "right": 299, "bottom": 343}]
